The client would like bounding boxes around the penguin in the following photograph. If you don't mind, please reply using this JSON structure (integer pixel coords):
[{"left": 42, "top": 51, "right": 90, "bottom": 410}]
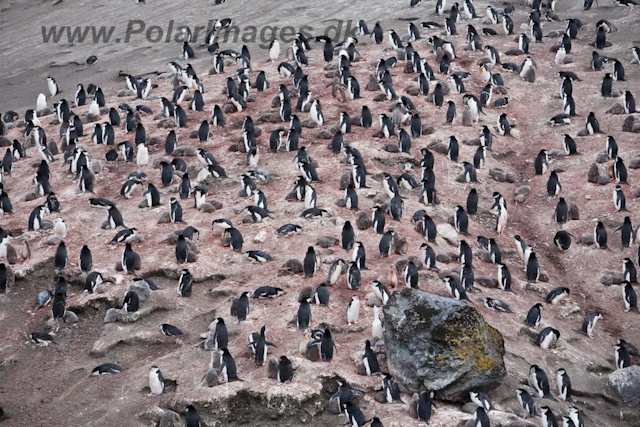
[
  {"left": 535, "top": 149, "right": 549, "bottom": 175},
  {"left": 603, "top": 72, "right": 617, "bottom": 98},
  {"left": 454, "top": 205, "right": 470, "bottom": 235},
  {"left": 578, "top": 312, "right": 602, "bottom": 339},
  {"left": 555, "top": 197, "right": 568, "bottom": 226},
  {"left": 554, "top": 230, "right": 574, "bottom": 251},
  {"left": 303, "top": 246, "right": 318, "bottom": 278},
  {"left": 562, "top": 134, "right": 577, "bottom": 156},
  {"left": 381, "top": 373, "right": 404, "bottom": 404},
  {"left": 495, "top": 263, "right": 512, "bottom": 292},
  {"left": 623, "top": 257, "right": 637, "bottom": 283},
  {"left": 535, "top": 327, "right": 560, "bottom": 349},
  {"left": 529, "top": 365, "right": 555, "bottom": 399},
  {"left": 527, "top": 303, "right": 543, "bottom": 327},
  {"left": 345, "top": 185, "right": 359, "bottom": 210},
  {"left": 594, "top": 221, "right": 608, "bottom": 249},
  {"left": 621, "top": 90, "right": 636, "bottom": 115},
  {"left": 417, "top": 390, "right": 437, "bottom": 424},
  {"left": 568, "top": 407, "right": 584, "bottom": 427},
  {"left": 516, "top": 389, "right": 537, "bottom": 416},
  {"left": 149, "top": 365, "right": 165, "bottom": 395},
  {"left": 623, "top": 282, "right": 638, "bottom": 312},
  {"left": 346, "top": 296, "right": 360, "bottom": 326},
  {"left": 547, "top": 171, "right": 562, "bottom": 197},
  {"left": 220, "top": 349, "right": 241, "bottom": 382},
  {"left": 474, "top": 407, "right": 490, "bottom": 427},
  {"left": 362, "top": 340, "right": 381, "bottom": 375},
  {"left": 459, "top": 240, "right": 473, "bottom": 267},
  {"left": 310, "top": 99, "right": 324, "bottom": 126},
  {"left": 371, "top": 281, "right": 390, "bottom": 307},
  {"left": 347, "top": 262, "right": 361, "bottom": 291},
  {"left": 225, "top": 227, "right": 244, "bottom": 252},
  {"left": 614, "top": 156, "right": 628, "bottom": 184},
  {"left": 447, "top": 136, "right": 459, "bottom": 162},
  {"left": 541, "top": 406, "right": 559, "bottom": 427},
  {"left": 470, "top": 391, "right": 493, "bottom": 412},
  {"left": 269, "top": 355, "right": 293, "bottom": 384},
  {"left": 371, "top": 206, "right": 386, "bottom": 234},
  {"left": 121, "top": 243, "right": 137, "bottom": 274},
  {"left": 555, "top": 369, "right": 573, "bottom": 402},
  {"left": 444, "top": 276, "right": 468, "bottom": 301},
  {"left": 546, "top": 287, "right": 570, "bottom": 304},
  {"left": 53, "top": 241, "right": 67, "bottom": 272},
  {"left": 389, "top": 195, "right": 404, "bottom": 222},
  {"left": 352, "top": 241, "right": 367, "bottom": 269},
  {"left": 79, "top": 245, "right": 92, "bottom": 272},
  {"left": 485, "top": 297, "right": 512, "bottom": 313},
  {"left": 613, "top": 184, "right": 627, "bottom": 211},
  {"left": 296, "top": 299, "right": 311, "bottom": 329},
  {"left": 526, "top": 251, "right": 540, "bottom": 282},
  {"left": 173, "top": 267, "right": 192, "bottom": 298}
]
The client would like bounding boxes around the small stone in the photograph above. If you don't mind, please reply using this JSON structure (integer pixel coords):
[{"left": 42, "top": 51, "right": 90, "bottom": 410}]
[
  {"left": 92, "top": 159, "right": 102, "bottom": 174},
  {"left": 515, "top": 185, "right": 530, "bottom": 196},
  {"left": 157, "top": 212, "right": 171, "bottom": 224},
  {"left": 46, "top": 235, "right": 62, "bottom": 246},
  {"left": 504, "top": 173, "right": 517, "bottom": 183},
  {"left": 316, "top": 236, "right": 339, "bottom": 248},
  {"left": 597, "top": 174, "right": 611, "bottom": 185},
  {"left": 200, "top": 202, "right": 217, "bottom": 213},
  {"left": 339, "top": 172, "right": 353, "bottom": 190}
]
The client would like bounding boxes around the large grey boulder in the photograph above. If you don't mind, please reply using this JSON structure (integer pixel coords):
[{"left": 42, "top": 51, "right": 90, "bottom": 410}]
[
  {"left": 609, "top": 366, "right": 640, "bottom": 406},
  {"left": 383, "top": 289, "right": 506, "bottom": 401}
]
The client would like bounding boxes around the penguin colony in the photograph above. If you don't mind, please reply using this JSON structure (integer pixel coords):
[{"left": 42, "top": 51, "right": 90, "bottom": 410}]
[{"left": 0, "top": 0, "right": 639, "bottom": 425}]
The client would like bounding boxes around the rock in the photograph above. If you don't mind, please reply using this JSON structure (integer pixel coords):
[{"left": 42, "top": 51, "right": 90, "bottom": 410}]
[
  {"left": 436, "top": 224, "right": 459, "bottom": 246},
  {"left": 515, "top": 185, "right": 530, "bottom": 196},
  {"left": 384, "top": 289, "right": 506, "bottom": 401},
  {"left": 609, "top": 366, "right": 640, "bottom": 406},
  {"left": 635, "top": 188, "right": 640, "bottom": 198},
  {"left": 597, "top": 174, "right": 611, "bottom": 185},
  {"left": 0, "top": 137, "right": 11, "bottom": 147},
  {"left": 587, "top": 164, "right": 600, "bottom": 183},
  {"left": 339, "top": 172, "right": 353, "bottom": 190},
  {"left": 104, "top": 308, "right": 120, "bottom": 323},
  {"left": 504, "top": 173, "right": 517, "bottom": 183},
  {"left": 580, "top": 233, "right": 595, "bottom": 245},
  {"left": 577, "top": 128, "right": 590, "bottom": 137},
  {"left": 223, "top": 103, "right": 236, "bottom": 114},
  {"left": 356, "top": 212, "right": 372, "bottom": 230}
]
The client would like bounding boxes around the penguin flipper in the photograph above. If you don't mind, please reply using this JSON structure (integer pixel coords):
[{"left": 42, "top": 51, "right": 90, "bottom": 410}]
[{"left": 266, "top": 341, "right": 277, "bottom": 347}]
